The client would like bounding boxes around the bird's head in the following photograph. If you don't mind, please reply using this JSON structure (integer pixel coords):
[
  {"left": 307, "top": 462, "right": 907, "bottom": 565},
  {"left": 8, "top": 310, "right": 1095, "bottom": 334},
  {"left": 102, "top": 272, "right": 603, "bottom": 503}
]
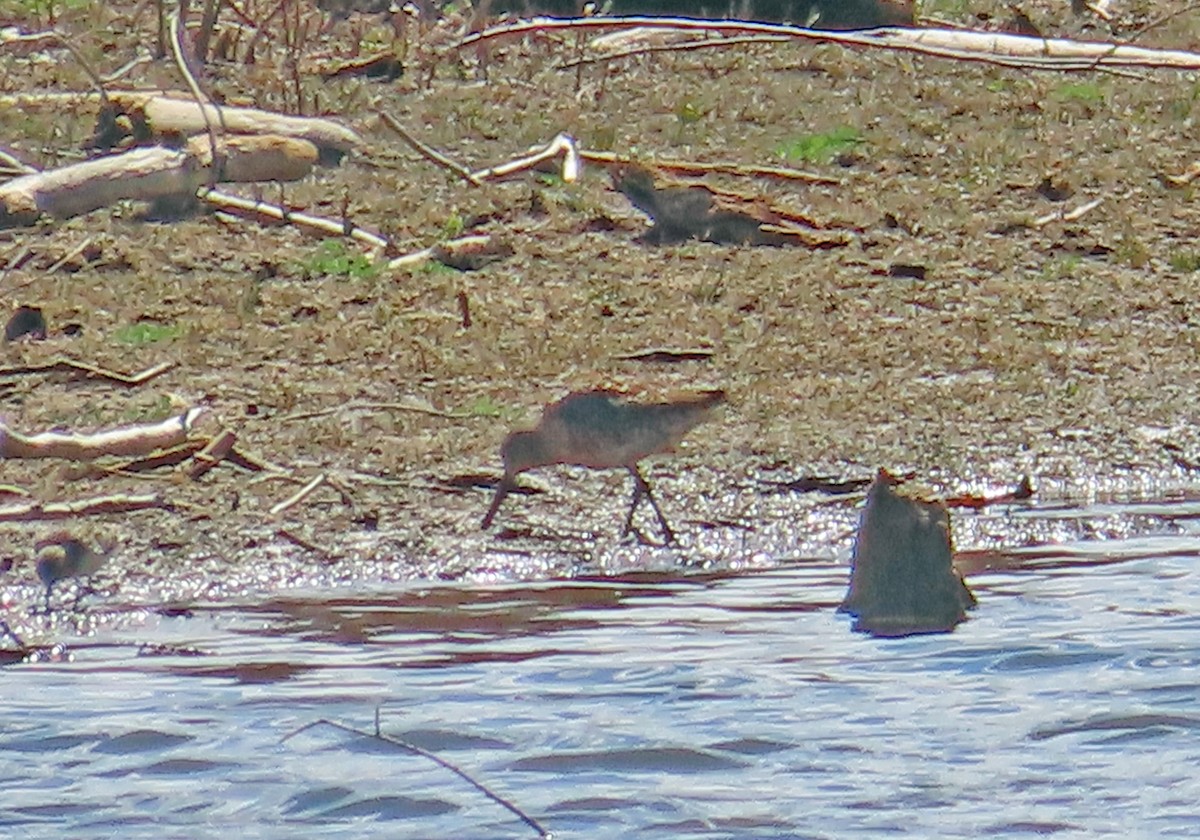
[{"left": 499, "top": 430, "right": 551, "bottom": 479}]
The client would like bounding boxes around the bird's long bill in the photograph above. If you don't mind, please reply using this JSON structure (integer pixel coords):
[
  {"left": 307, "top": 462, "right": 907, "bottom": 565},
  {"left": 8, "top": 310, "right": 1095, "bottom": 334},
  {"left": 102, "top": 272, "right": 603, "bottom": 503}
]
[{"left": 481, "top": 480, "right": 513, "bottom": 530}]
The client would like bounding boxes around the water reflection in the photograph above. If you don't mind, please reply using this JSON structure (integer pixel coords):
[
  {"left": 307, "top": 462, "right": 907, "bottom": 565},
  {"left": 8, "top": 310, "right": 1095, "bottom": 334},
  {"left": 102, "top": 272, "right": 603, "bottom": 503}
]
[{"left": 1, "top": 546, "right": 1198, "bottom": 837}]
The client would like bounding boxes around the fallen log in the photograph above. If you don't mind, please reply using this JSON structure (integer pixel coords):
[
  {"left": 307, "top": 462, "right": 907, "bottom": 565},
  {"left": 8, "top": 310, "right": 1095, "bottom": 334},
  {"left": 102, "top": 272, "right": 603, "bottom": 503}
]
[{"left": 0, "top": 136, "right": 318, "bottom": 228}]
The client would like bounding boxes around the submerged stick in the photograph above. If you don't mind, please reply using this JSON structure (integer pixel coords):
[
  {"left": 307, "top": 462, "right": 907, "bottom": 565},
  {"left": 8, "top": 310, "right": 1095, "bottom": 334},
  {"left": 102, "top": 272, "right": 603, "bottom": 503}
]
[{"left": 282, "top": 717, "right": 551, "bottom": 838}]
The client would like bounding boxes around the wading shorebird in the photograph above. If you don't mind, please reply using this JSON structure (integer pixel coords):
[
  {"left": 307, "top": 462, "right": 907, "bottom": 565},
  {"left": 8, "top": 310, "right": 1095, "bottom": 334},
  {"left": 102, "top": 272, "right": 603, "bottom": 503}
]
[
  {"left": 34, "top": 531, "right": 109, "bottom": 612},
  {"left": 481, "top": 389, "right": 727, "bottom": 543}
]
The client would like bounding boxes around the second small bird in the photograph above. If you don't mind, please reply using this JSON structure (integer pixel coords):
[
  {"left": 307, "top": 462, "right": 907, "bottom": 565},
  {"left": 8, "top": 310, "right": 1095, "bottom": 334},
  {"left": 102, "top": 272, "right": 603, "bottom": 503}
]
[{"left": 482, "top": 389, "right": 726, "bottom": 543}]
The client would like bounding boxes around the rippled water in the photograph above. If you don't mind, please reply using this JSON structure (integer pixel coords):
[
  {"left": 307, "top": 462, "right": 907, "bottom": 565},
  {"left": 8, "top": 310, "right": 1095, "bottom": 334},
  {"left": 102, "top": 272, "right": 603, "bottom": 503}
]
[{"left": 3, "top": 517, "right": 1200, "bottom": 838}]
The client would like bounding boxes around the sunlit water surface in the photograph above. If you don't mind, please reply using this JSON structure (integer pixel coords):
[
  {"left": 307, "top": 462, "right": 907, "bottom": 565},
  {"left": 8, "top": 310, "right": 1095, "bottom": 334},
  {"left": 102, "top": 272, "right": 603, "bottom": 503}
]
[{"left": 2, "top": 513, "right": 1199, "bottom": 838}]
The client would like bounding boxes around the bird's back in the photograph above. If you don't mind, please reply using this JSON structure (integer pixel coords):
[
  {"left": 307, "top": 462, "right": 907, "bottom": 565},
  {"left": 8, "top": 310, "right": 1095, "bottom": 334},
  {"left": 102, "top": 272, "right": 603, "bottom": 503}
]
[{"left": 543, "top": 390, "right": 725, "bottom": 469}]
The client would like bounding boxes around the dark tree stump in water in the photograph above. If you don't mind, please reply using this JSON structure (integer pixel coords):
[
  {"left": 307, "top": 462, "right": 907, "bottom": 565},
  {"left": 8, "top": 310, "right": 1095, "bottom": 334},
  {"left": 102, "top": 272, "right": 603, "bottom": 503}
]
[{"left": 840, "top": 472, "right": 976, "bottom": 637}]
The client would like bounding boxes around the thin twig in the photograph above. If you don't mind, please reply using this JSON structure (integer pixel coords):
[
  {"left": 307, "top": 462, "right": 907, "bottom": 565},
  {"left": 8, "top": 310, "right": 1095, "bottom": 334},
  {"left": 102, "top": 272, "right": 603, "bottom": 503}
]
[
  {"left": 280, "top": 400, "right": 474, "bottom": 423},
  {"left": 202, "top": 188, "right": 390, "bottom": 251},
  {"left": 0, "top": 358, "right": 175, "bottom": 386},
  {"left": 0, "top": 145, "right": 38, "bottom": 175},
  {"left": 50, "top": 28, "right": 110, "bottom": 106},
  {"left": 269, "top": 473, "right": 329, "bottom": 516},
  {"left": 1126, "top": 2, "right": 1200, "bottom": 43},
  {"left": 378, "top": 111, "right": 482, "bottom": 186},
  {"left": 45, "top": 236, "right": 97, "bottom": 274},
  {"left": 184, "top": 429, "right": 237, "bottom": 480},
  {"left": 276, "top": 526, "right": 331, "bottom": 557},
  {"left": 1031, "top": 197, "right": 1103, "bottom": 228},
  {"left": 281, "top": 718, "right": 551, "bottom": 838},
  {"left": 0, "top": 493, "right": 175, "bottom": 522},
  {"left": 106, "top": 440, "right": 209, "bottom": 473},
  {"left": 169, "top": 9, "right": 223, "bottom": 184}
]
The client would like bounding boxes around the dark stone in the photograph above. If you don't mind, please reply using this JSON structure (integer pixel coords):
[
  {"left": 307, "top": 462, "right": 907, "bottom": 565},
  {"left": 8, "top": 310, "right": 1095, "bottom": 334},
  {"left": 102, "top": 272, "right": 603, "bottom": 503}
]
[{"left": 4, "top": 305, "right": 47, "bottom": 342}]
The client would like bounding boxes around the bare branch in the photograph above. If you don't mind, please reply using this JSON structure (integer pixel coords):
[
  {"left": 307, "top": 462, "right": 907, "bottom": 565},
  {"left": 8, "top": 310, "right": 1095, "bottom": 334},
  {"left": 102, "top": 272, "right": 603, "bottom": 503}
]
[
  {"left": 0, "top": 493, "right": 175, "bottom": 522},
  {"left": 184, "top": 429, "right": 238, "bottom": 480},
  {"left": 378, "top": 111, "right": 482, "bottom": 186},
  {"left": 454, "top": 15, "right": 1200, "bottom": 72},
  {"left": 0, "top": 358, "right": 175, "bottom": 386},
  {"left": 269, "top": 473, "right": 331, "bottom": 516},
  {"left": 0, "top": 408, "right": 204, "bottom": 460},
  {"left": 201, "top": 187, "right": 390, "bottom": 251}
]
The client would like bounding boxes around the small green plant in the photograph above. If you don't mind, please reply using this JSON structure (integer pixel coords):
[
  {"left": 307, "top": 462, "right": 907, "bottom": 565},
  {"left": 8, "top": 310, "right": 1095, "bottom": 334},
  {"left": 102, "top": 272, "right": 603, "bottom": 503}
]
[
  {"left": 302, "top": 239, "right": 378, "bottom": 280},
  {"left": 468, "top": 395, "right": 503, "bottom": 418},
  {"left": 1040, "top": 254, "right": 1083, "bottom": 282},
  {"left": 1114, "top": 236, "right": 1150, "bottom": 269},
  {"left": 1169, "top": 250, "right": 1200, "bottom": 272},
  {"left": 419, "top": 260, "right": 457, "bottom": 275},
  {"left": 675, "top": 98, "right": 704, "bottom": 126},
  {"left": 442, "top": 212, "right": 465, "bottom": 238},
  {"left": 113, "top": 322, "right": 182, "bottom": 345},
  {"left": 673, "top": 97, "right": 706, "bottom": 142},
  {"left": 775, "top": 126, "right": 863, "bottom": 163},
  {"left": 1054, "top": 82, "right": 1105, "bottom": 104}
]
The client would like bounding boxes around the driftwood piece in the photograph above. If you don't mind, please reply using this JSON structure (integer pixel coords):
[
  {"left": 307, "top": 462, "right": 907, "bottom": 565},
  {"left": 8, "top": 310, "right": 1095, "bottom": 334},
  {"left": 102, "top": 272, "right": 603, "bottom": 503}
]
[
  {"left": 0, "top": 138, "right": 318, "bottom": 228},
  {"left": 0, "top": 408, "right": 204, "bottom": 460},
  {"left": 0, "top": 492, "right": 173, "bottom": 522},
  {"left": 839, "top": 471, "right": 977, "bottom": 637},
  {"left": 183, "top": 429, "right": 238, "bottom": 480},
  {"left": 0, "top": 147, "right": 194, "bottom": 227},
  {"left": 185, "top": 134, "right": 319, "bottom": 182},
  {"left": 106, "top": 91, "right": 364, "bottom": 160},
  {"left": 457, "top": 16, "right": 1200, "bottom": 72},
  {"left": 202, "top": 188, "right": 390, "bottom": 252}
]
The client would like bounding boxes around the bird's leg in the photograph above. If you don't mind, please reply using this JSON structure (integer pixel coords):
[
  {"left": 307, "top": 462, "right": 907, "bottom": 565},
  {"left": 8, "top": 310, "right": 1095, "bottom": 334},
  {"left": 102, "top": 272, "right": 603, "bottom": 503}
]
[
  {"left": 625, "top": 466, "right": 676, "bottom": 545},
  {"left": 481, "top": 478, "right": 514, "bottom": 530},
  {"left": 621, "top": 469, "right": 645, "bottom": 539},
  {"left": 42, "top": 583, "right": 53, "bottom": 614},
  {"left": 72, "top": 578, "right": 98, "bottom": 611}
]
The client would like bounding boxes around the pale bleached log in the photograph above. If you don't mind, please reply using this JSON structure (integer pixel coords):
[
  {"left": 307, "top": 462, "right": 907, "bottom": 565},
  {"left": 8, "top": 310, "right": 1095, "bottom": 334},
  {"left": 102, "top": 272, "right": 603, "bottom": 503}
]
[
  {"left": 109, "top": 91, "right": 364, "bottom": 158},
  {"left": 459, "top": 16, "right": 1200, "bottom": 72},
  {"left": 0, "top": 408, "right": 204, "bottom": 460},
  {"left": 0, "top": 147, "right": 195, "bottom": 226},
  {"left": 0, "top": 137, "right": 318, "bottom": 227},
  {"left": 185, "top": 134, "right": 318, "bottom": 182}
]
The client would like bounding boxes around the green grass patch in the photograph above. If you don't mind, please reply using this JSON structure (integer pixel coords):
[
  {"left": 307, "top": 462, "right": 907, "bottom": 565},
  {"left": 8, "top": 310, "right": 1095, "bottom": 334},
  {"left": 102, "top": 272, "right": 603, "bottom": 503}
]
[
  {"left": 1169, "top": 250, "right": 1200, "bottom": 272},
  {"left": 113, "top": 322, "right": 182, "bottom": 345},
  {"left": 302, "top": 239, "right": 379, "bottom": 280},
  {"left": 775, "top": 126, "right": 862, "bottom": 163},
  {"left": 467, "top": 395, "right": 503, "bottom": 418},
  {"left": 1054, "top": 82, "right": 1105, "bottom": 104}
]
